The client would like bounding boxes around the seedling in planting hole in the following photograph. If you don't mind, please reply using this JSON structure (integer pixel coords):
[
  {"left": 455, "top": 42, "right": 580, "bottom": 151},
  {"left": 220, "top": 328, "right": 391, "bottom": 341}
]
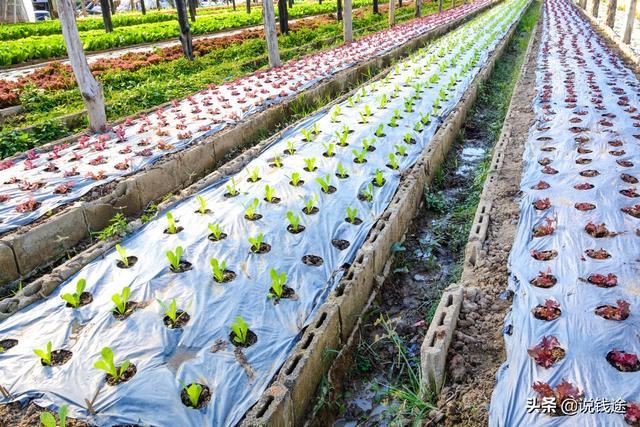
[
  {"left": 439, "top": 62, "right": 447, "bottom": 74},
  {"left": 420, "top": 113, "right": 430, "bottom": 125},
  {"left": 330, "top": 109, "right": 340, "bottom": 123},
  {"left": 323, "top": 143, "right": 335, "bottom": 157},
  {"left": 116, "top": 244, "right": 129, "bottom": 267},
  {"left": 285, "top": 141, "right": 296, "bottom": 155},
  {"left": 248, "top": 167, "right": 261, "bottom": 183},
  {"left": 112, "top": 287, "right": 131, "bottom": 315},
  {"left": 210, "top": 258, "right": 228, "bottom": 282},
  {"left": 289, "top": 172, "right": 302, "bottom": 186},
  {"left": 268, "top": 268, "right": 287, "bottom": 299},
  {"left": 287, "top": 211, "right": 303, "bottom": 232},
  {"left": 157, "top": 299, "right": 191, "bottom": 325},
  {"left": 271, "top": 156, "right": 282, "bottom": 168},
  {"left": 388, "top": 153, "right": 399, "bottom": 170},
  {"left": 248, "top": 234, "right": 265, "bottom": 253},
  {"left": 414, "top": 121, "right": 423, "bottom": 132},
  {"left": 347, "top": 96, "right": 355, "bottom": 108},
  {"left": 302, "top": 194, "right": 319, "bottom": 214},
  {"left": 245, "top": 198, "right": 260, "bottom": 220},
  {"left": 166, "top": 212, "right": 178, "bottom": 234},
  {"left": 183, "top": 382, "right": 204, "bottom": 408},
  {"left": 362, "top": 138, "right": 375, "bottom": 151},
  {"left": 264, "top": 185, "right": 278, "bottom": 203},
  {"left": 439, "top": 88, "right": 447, "bottom": 102},
  {"left": 231, "top": 316, "right": 249, "bottom": 345},
  {"left": 375, "top": 124, "right": 385, "bottom": 137},
  {"left": 360, "top": 87, "right": 367, "bottom": 97},
  {"left": 311, "top": 123, "right": 320, "bottom": 135},
  {"left": 378, "top": 94, "right": 388, "bottom": 109},
  {"left": 316, "top": 174, "right": 332, "bottom": 193},
  {"left": 61, "top": 278, "right": 87, "bottom": 308},
  {"left": 404, "top": 98, "right": 414, "bottom": 113},
  {"left": 166, "top": 246, "right": 184, "bottom": 272},
  {"left": 353, "top": 148, "right": 367, "bottom": 163},
  {"left": 33, "top": 341, "right": 53, "bottom": 366},
  {"left": 40, "top": 405, "right": 68, "bottom": 427},
  {"left": 94, "top": 347, "right": 130, "bottom": 382},
  {"left": 336, "top": 163, "right": 349, "bottom": 178},
  {"left": 335, "top": 129, "right": 349, "bottom": 146},
  {"left": 355, "top": 93, "right": 362, "bottom": 104},
  {"left": 225, "top": 178, "right": 239, "bottom": 196},
  {"left": 304, "top": 157, "right": 317, "bottom": 172},
  {"left": 361, "top": 183, "right": 374, "bottom": 202},
  {"left": 389, "top": 115, "right": 399, "bottom": 128},
  {"left": 196, "top": 196, "right": 208, "bottom": 214},
  {"left": 430, "top": 74, "right": 439, "bottom": 85},
  {"left": 404, "top": 133, "right": 415, "bottom": 144},
  {"left": 208, "top": 223, "right": 225, "bottom": 241},
  {"left": 359, "top": 111, "right": 370, "bottom": 124},
  {"left": 373, "top": 169, "right": 385, "bottom": 187},
  {"left": 346, "top": 207, "right": 359, "bottom": 224},
  {"left": 395, "top": 144, "right": 407, "bottom": 156},
  {"left": 301, "top": 128, "right": 314, "bottom": 142}
]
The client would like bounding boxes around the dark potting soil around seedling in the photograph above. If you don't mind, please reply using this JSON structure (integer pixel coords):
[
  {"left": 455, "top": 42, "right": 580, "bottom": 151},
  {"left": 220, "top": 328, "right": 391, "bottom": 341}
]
[
  {"left": 170, "top": 260, "right": 193, "bottom": 273},
  {"left": 303, "top": 206, "right": 319, "bottom": 215},
  {"left": 229, "top": 330, "right": 258, "bottom": 348},
  {"left": 106, "top": 363, "right": 137, "bottom": 386},
  {"left": 0, "top": 339, "right": 18, "bottom": 352},
  {"left": 214, "top": 270, "right": 237, "bottom": 283},
  {"left": 244, "top": 213, "right": 263, "bottom": 221},
  {"left": 336, "top": 172, "right": 350, "bottom": 179},
  {"left": 195, "top": 209, "right": 212, "bottom": 214},
  {"left": 250, "top": 243, "right": 271, "bottom": 254},
  {"left": 181, "top": 383, "right": 212, "bottom": 409},
  {"left": 163, "top": 311, "right": 191, "bottom": 329},
  {"left": 264, "top": 197, "right": 281, "bottom": 204},
  {"left": 606, "top": 351, "right": 640, "bottom": 372},
  {"left": 65, "top": 292, "right": 93, "bottom": 308},
  {"left": 208, "top": 232, "right": 228, "bottom": 242},
  {"left": 595, "top": 305, "right": 629, "bottom": 321},
  {"left": 322, "top": 186, "right": 337, "bottom": 194},
  {"left": 372, "top": 178, "right": 386, "bottom": 187},
  {"left": 332, "top": 239, "right": 350, "bottom": 250},
  {"left": 271, "top": 286, "right": 297, "bottom": 304},
  {"left": 42, "top": 349, "right": 73, "bottom": 367},
  {"left": 287, "top": 224, "right": 306, "bottom": 234},
  {"left": 163, "top": 226, "right": 184, "bottom": 234},
  {"left": 117, "top": 256, "right": 138, "bottom": 269},
  {"left": 302, "top": 254, "right": 324, "bottom": 266},
  {"left": 290, "top": 179, "right": 305, "bottom": 186},
  {"left": 113, "top": 301, "right": 140, "bottom": 320},
  {"left": 345, "top": 217, "right": 363, "bottom": 225},
  {"left": 224, "top": 191, "right": 239, "bottom": 198}
]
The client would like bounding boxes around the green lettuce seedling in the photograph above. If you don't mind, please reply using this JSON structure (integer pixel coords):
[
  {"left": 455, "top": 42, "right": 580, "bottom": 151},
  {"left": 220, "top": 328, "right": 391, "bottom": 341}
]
[
  {"left": 157, "top": 299, "right": 191, "bottom": 324},
  {"left": 166, "top": 247, "right": 184, "bottom": 271},
  {"left": 231, "top": 316, "right": 249, "bottom": 344},
  {"left": 347, "top": 96, "right": 355, "bottom": 108},
  {"left": 248, "top": 234, "right": 264, "bottom": 253},
  {"left": 264, "top": 185, "right": 277, "bottom": 203},
  {"left": 286, "top": 140, "right": 296, "bottom": 155},
  {"left": 335, "top": 129, "right": 349, "bottom": 147},
  {"left": 115, "top": 244, "right": 129, "bottom": 267},
  {"left": 208, "top": 223, "right": 224, "bottom": 241},
  {"left": 289, "top": 172, "right": 302, "bottom": 186},
  {"left": 362, "top": 138, "right": 374, "bottom": 151},
  {"left": 388, "top": 153, "right": 399, "bottom": 170},
  {"left": 112, "top": 286, "right": 131, "bottom": 315},
  {"left": 271, "top": 156, "right": 282, "bottom": 168},
  {"left": 210, "top": 258, "right": 227, "bottom": 282},
  {"left": 375, "top": 123, "right": 385, "bottom": 137},
  {"left": 225, "top": 177, "right": 239, "bottom": 196},
  {"left": 312, "top": 123, "right": 320, "bottom": 135},
  {"left": 268, "top": 268, "right": 287, "bottom": 299},
  {"left": 287, "top": 211, "right": 302, "bottom": 232},
  {"left": 40, "top": 405, "right": 68, "bottom": 427},
  {"left": 336, "top": 163, "right": 348, "bottom": 178},
  {"left": 421, "top": 113, "right": 431, "bottom": 125},
  {"left": 245, "top": 198, "right": 260, "bottom": 219},
  {"left": 361, "top": 183, "right": 374, "bottom": 202},
  {"left": 346, "top": 207, "right": 358, "bottom": 223},
  {"left": 316, "top": 175, "right": 331, "bottom": 193},
  {"left": 184, "top": 382, "right": 203, "bottom": 407},
  {"left": 395, "top": 144, "right": 407, "bottom": 157},
  {"left": 404, "top": 133, "right": 414, "bottom": 144},
  {"left": 323, "top": 143, "right": 335, "bottom": 157},
  {"left": 303, "top": 157, "right": 317, "bottom": 172},
  {"left": 196, "top": 196, "right": 208, "bottom": 214},
  {"left": 352, "top": 148, "right": 367, "bottom": 163},
  {"left": 61, "top": 278, "right": 86, "bottom": 308},
  {"left": 248, "top": 167, "right": 260, "bottom": 183},
  {"left": 374, "top": 169, "right": 385, "bottom": 186},
  {"left": 33, "top": 341, "right": 53, "bottom": 366},
  {"left": 378, "top": 94, "right": 388, "bottom": 109},
  {"left": 94, "top": 347, "right": 130, "bottom": 381},
  {"left": 302, "top": 195, "right": 318, "bottom": 214},
  {"left": 166, "top": 212, "right": 178, "bottom": 234},
  {"left": 414, "top": 121, "right": 423, "bottom": 132}
]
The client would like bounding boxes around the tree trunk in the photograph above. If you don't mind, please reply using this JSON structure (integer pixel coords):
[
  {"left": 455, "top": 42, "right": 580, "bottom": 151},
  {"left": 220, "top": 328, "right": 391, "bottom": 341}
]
[
  {"left": 140, "top": 0, "right": 146, "bottom": 14},
  {"left": 58, "top": 0, "right": 107, "bottom": 132},
  {"left": 388, "top": 0, "right": 395, "bottom": 26},
  {"left": 175, "top": 0, "right": 194, "bottom": 59},
  {"left": 130, "top": 0, "right": 135, "bottom": 12},
  {"left": 100, "top": 0, "right": 113, "bottom": 32},
  {"left": 288, "top": 0, "right": 293, "bottom": 8},
  {"left": 343, "top": 0, "right": 352, "bottom": 41},
  {"left": 188, "top": 0, "right": 196, "bottom": 21},
  {"left": 109, "top": 0, "right": 115, "bottom": 14},
  {"left": 232, "top": 0, "right": 236, "bottom": 10},
  {"left": 438, "top": 0, "right": 442, "bottom": 13},
  {"left": 415, "top": 0, "right": 421, "bottom": 17},
  {"left": 80, "top": 0, "right": 87, "bottom": 17},
  {"left": 246, "top": 0, "right": 250, "bottom": 13},
  {"left": 398, "top": 0, "right": 402, "bottom": 7},
  {"left": 156, "top": 0, "right": 161, "bottom": 10},
  {"left": 262, "top": 0, "right": 281, "bottom": 67},
  {"left": 373, "top": 0, "right": 378, "bottom": 13},
  {"left": 277, "top": 0, "right": 289, "bottom": 34},
  {"left": 591, "top": 0, "right": 600, "bottom": 17},
  {"left": 337, "top": 0, "right": 342, "bottom": 21},
  {"left": 605, "top": 0, "right": 616, "bottom": 28},
  {"left": 624, "top": 0, "right": 638, "bottom": 43}
]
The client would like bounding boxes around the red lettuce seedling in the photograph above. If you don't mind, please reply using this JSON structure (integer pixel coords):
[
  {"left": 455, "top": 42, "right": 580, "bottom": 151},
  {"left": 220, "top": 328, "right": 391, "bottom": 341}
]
[
  {"left": 532, "top": 379, "right": 583, "bottom": 416},
  {"left": 532, "top": 299, "right": 561, "bottom": 321},
  {"left": 625, "top": 402, "right": 640, "bottom": 426},
  {"left": 607, "top": 350, "right": 640, "bottom": 372},
  {"left": 530, "top": 269, "right": 557, "bottom": 288},
  {"left": 527, "top": 336, "right": 565, "bottom": 368},
  {"left": 595, "top": 300, "right": 630, "bottom": 321}
]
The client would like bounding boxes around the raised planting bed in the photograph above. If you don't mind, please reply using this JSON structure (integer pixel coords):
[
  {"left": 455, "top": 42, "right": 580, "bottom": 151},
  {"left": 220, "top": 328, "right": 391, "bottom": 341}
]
[
  {"left": 0, "top": 0, "right": 497, "bottom": 286},
  {"left": 0, "top": 0, "right": 529, "bottom": 425},
  {"left": 489, "top": 0, "right": 640, "bottom": 425}
]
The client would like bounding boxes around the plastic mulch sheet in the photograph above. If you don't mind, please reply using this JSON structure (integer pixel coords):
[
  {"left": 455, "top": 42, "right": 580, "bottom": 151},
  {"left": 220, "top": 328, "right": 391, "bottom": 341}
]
[
  {"left": 490, "top": 0, "right": 640, "bottom": 425},
  {"left": 0, "top": 1, "right": 527, "bottom": 425}
]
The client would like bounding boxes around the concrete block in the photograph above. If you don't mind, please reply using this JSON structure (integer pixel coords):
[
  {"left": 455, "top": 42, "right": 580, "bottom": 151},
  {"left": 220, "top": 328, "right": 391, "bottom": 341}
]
[
  {"left": 0, "top": 241, "right": 19, "bottom": 284},
  {"left": 239, "top": 382, "right": 293, "bottom": 427}
]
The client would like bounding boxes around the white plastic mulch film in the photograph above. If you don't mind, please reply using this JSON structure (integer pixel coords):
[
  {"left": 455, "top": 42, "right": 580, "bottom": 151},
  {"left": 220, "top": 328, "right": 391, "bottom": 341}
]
[
  {"left": 490, "top": 0, "right": 640, "bottom": 425},
  {"left": 0, "top": 0, "right": 528, "bottom": 425},
  {"left": 0, "top": 0, "right": 489, "bottom": 235}
]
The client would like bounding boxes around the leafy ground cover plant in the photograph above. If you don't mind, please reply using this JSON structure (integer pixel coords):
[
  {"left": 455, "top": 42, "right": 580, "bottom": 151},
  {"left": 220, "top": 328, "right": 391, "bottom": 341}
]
[
  {"left": 94, "top": 347, "right": 137, "bottom": 385},
  {"left": 267, "top": 268, "right": 296, "bottom": 302},
  {"left": 40, "top": 405, "right": 68, "bottom": 427},
  {"left": 207, "top": 223, "right": 227, "bottom": 241},
  {"left": 210, "top": 257, "right": 236, "bottom": 283},
  {"left": 33, "top": 341, "right": 72, "bottom": 366},
  {"left": 527, "top": 336, "right": 565, "bottom": 368},
  {"left": 607, "top": 350, "right": 640, "bottom": 372},
  {"left": 180, "top": 381, "right": 212, "bottom": 409},
  {"left": 248, "top": 234, "right": 270, "bottom": 254},
  {"left": 167, "top": 246, "right": 192, "bottom": 272},
  {"left": 532, "top": 380, "right": 583, "bottom": 416},
  {"left": 229, "top": 316, "right": 257, "bottom": 347},
  {"left": 158, "top": 298, "right": 192, "bottom": 329},
  {"left": 595, "top": 300, "right": 630, "bottom": 321},
  {"left": 115, "top": 244, "right": 138, "bottom": 269},
  {"left": 61, "top": 278, "right": 92, "bottom": 308},
  {"left": 532, "top": 299, "right": 561, "bottom": 321}
]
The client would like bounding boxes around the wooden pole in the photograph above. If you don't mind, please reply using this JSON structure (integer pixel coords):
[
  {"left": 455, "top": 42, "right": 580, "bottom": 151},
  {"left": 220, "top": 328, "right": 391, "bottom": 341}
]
[
  {"left": 175, "top": 0, "right": 194, "bottom": 59},
  {"left": 337, "top": 0, "right": 342, "bottom": 21},
  {"left": 277, "top": 0, "right": 289, "bottom": 34},
  {"left": 388, "top": 0, "right": 395, "bottom": 26},
  {"left": 624, "top": 0, "right": 638, "bottom": 43},
  {"left": 343, "top": 0, "right": 352, "bottom": 42},
  {"left": 262, "top": 0, "right": 281, "bottom": 67},
  {"left": 591, "top": 0, "right": 600, "bottom": 17},
  {"left": 605, "top": 0, "right": 616, "bottom": 28},
  {"left": 156, "top": 0, "right": 161, "bottom": 10},
  {"left": 100, "top": 0, "right": 113, "bottom": 32},
  {"left": 58, "top": 0, "right": 107, "bottom": 132},
  {"left": 415, "top": 0, "right": 421, "bottom": 17}
]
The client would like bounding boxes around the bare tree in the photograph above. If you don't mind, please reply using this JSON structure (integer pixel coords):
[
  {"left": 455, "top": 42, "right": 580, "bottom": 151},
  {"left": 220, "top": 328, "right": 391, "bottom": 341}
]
[
  {"left": 278, "top": 0, "right": 289, "bottom": 34},
  {"left": 415, "top": 0, "right": 421, "bottom": 17},
  {"left": 262, "top": 0, "right": 281, "bottom": 67},
  {"left": 58, "top": 0, "right": 107, "bottom": 131},
  {"left": 605, "top": 0, "right": 617, "bottom": 28},
  {"left": 343, "top": 0, "right": 352, "bottom": 42},
  {"left": 175, "top": 0, "right": 194, "bottom": 59},
  {"left": 388, "top": 0, "right": 395, "bottom": 26}
]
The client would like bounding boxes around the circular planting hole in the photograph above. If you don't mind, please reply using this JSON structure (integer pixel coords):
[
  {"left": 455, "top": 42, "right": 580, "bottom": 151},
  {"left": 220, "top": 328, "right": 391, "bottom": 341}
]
[
  {"left": 595, "top": 304, "right": 629, "bottom": 321},
  {"left": 372, "top": 178, "right": 386, "bottom": 187},
  {"left": 0, "top": 339, "right": 18, "bottom": 353},
  {"left": 580, "top": 169, "right": 600, "bottom": 177},
  {"left": 42, "top": 349, "right": 73, "bottom": 367},
  {"left": 106, "top": 363, "right": 137, "bottom": 386},
  {"left": 530, "top": 272, "right": 557, "bottom": 288},
  {"left": 230, "top": 330, "right": 258, "bottom": 348},
  {"left": 321, "top": 186, "right": 337, "bottom": 194},
  {"left": 289, "top": 179, "right": 305, "bottom": 187},
  {"left": 224, "top": 191, "right": 239, "bottom": 198},
  {"left": 531, "top": 250, "right": 557, "bottom": 261},
  {"left": 244, "top": 213, "right": 263, "bottom": 221},
  {"left": 607, "top": 351, "right": 640, "bottom": 372},
  {"left": 302, "top": 206, "right": 319, "bottom": 215},
  {"left": 263, "top": 197, "right": 281, "bottom": 204},
  {"left": 163, "top": 226, "right": 184, "bottom": 235},
  {"left": 575, "top": 202, "right": 596, "bottom": 211},
  {"left": 270, "top": 285, "right": 296, "bottom": 304},
  {"left": 353, "top": 158, "right": 367, "bottom": 164},
  {"left": 170, "top": 261, "right": 193, "bottom": 273},
  {"left": 65, "top": 292, "right": 93, "bottom": 308},
  {"left": 587, "top": 273, "right": 617, "bottom": 288},
  {"left": 617, "top": 159, "right": 633, "bottom": 167},
  {"left": 345, "top": 217, "right": 363, "bottom": 225},
  {"left": 287, "top": 224, "right": 305, "bottom": 234},
  {"left": 302, "top": 255, "right": 324, "bottom": 266},
  {"left": 194, "top": 209, "right": 212, "bottom": 215},
  {"left": 117, "top": 256, "right": 138, "bottom": 269},
  {"left": 622, "top": 173, "right": 638, "bottom": 184},
  {"left": 208, "top": 233, "right": 228, "bottom": 242},
  {"left": 331, "top": 239, "right": 350, "bottom": 250},
  {"left": 585, "top": 249, "right": 611, "bottom": 260},
  {"left": 250, "top": 243, "right": 271, "bottom": 255},
  {"left": 214, "top": 270, "right": 236, "bottom": 283},
  {"left": 113, "top": 301, "right": 140, "bottom": 321},
  {"left": 163, "top": 311, "right": 191, "bottom": 329},
  {"left": 532, "top": 305, "right": 561, "bottom": 321},
  {"left": 336, "top": 173, "right": 350, "bottom": 179},
  {"left": 181, "top": 383, "right": 212, "bottom": 409}
]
